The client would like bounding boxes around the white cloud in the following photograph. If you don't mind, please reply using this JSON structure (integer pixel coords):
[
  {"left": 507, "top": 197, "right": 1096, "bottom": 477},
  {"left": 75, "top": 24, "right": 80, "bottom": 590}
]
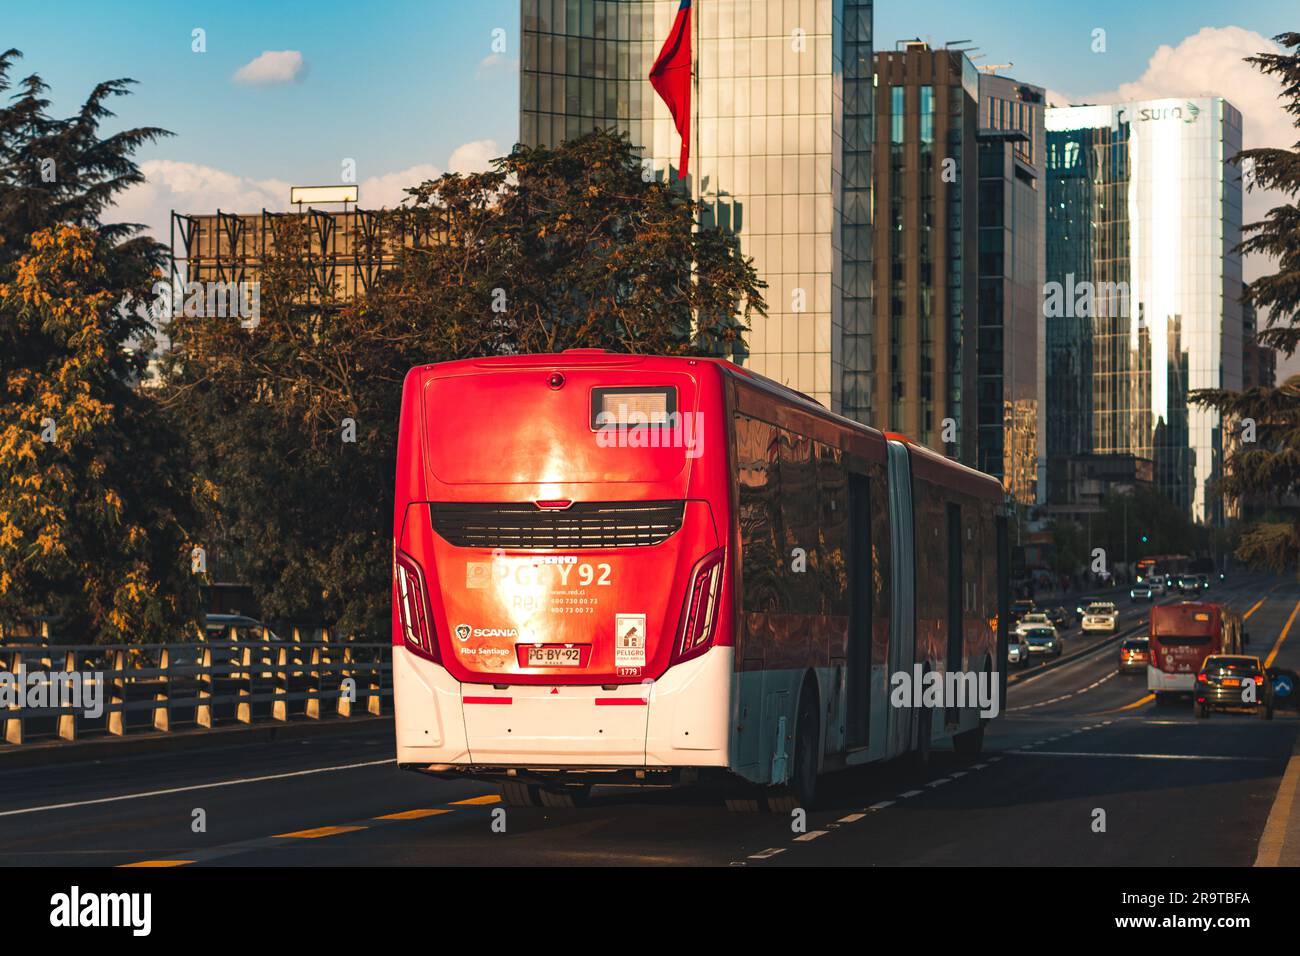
[
  {"left": 1086, "top": 27, "right": 1289, "bottom": 154},
  {"left": 476, "top": 53, "right": 518, "bottom": 79},
  {"left": 111, "top": 159, "right": 291, "bottom": 243},
  {"left": 233, "top": 50, "right": 307, "bottom": 87},
  {"left": 1065, "top": 27, "right": 1295, "bottom": 375},
  {"left": 111, "top": 139, "right": 506, "bottom": 242},
  {"left": 447, "top": 139, "right": 502, "bottom": 175},
  {"left": 358, "top": 163, "right": 443, "bottom": 208}
]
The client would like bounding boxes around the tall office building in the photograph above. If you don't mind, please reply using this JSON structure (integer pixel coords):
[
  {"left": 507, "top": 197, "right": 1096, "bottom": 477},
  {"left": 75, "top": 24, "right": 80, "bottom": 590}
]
[
  {"left": 976, "top": 73, "right": 1046, "bottom": 504},
  {"left": 871, "top": 42, "right": 978, "bottom": 461},
  {"left": 1045, "top": 98, "right": 1244, "bottom": 523},
  {"left": 520, "top": 0, "right": 874, "bottom": 417}
]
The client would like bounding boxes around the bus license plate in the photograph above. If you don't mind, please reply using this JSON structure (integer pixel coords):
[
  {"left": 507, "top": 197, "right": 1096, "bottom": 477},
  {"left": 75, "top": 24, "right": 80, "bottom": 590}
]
[
  {"left": 527, "top": 647, "right": 581, "bottom": 667},
  {"left": 1222, "top": 678, "right": 1240, "bottom": 686}
]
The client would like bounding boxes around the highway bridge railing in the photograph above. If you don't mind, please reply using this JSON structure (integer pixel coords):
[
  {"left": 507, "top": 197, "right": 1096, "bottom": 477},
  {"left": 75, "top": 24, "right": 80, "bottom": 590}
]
[{"left": 0, "top": 628, "right": 391, "bottom": 747}]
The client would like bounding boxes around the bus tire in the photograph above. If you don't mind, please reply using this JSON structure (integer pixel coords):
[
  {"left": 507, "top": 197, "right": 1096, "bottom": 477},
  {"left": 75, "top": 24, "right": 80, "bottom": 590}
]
[
  {"left": 724, "top": 797, "right": 761, "bottom": 812},
  {"left": 1259, "top": 704, "right": 1274, "bottom": 721},
  {"left": 499, "top": 780, "right": 541, "bottom": 807},
  {"left": 953, "top": 724, "right": 984, "bottom": 756},
  {"left": 1194, "top": 702, "right": 1208, "bottom": 719},
  {"left": 765, "top": 681, "right": 819, "bottom": 813}
]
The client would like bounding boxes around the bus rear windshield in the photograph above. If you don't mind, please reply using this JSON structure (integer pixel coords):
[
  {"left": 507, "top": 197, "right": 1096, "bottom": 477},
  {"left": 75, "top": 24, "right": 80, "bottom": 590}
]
[{"left": 1205, "top": 661, "right": 1259, "bottom": 676}]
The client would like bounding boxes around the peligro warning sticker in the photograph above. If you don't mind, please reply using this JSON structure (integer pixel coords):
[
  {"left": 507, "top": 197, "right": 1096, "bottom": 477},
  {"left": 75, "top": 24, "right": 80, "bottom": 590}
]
[{"left": 615, "top": 613, "right": 647, "bottom": 668}]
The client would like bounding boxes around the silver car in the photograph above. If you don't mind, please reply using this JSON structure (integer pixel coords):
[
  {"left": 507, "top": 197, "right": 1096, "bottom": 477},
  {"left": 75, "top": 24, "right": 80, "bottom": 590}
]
[{"left": 1023, "top": 626, "right": 1063, "bottom": 658}]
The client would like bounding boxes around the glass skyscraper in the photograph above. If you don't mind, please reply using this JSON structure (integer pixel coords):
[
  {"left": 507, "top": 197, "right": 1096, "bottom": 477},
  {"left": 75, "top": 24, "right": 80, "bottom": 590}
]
[
  {"left": 976, "top": 73, "right": 1046, "bottom": 505},
  {"left": 1045, "top": 98, "right": 1244, "bottom": 523},
  {"left": 520, "top": 0, "right": 873, "bottom": 418}
]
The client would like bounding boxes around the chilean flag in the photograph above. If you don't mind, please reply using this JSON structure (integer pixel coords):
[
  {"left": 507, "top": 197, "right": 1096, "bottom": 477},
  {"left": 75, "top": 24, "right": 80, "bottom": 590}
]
[{"left": 649, "top": 0, "right": 692, "bottom": 178}]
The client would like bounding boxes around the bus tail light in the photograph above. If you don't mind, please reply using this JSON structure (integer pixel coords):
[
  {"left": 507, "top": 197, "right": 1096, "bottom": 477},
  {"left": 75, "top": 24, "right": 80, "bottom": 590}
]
[
  {"left": 674, "top": 548, "right": 725, "bottom": 663},
  {"left": 396, "top": 550, "right": 440, "bottom": 662}
]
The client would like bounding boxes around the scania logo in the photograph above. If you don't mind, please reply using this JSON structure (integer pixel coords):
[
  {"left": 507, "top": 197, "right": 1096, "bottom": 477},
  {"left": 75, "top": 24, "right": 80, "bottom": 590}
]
[{"left": 455, "top": 623, "right": 518, "bottom": 641}]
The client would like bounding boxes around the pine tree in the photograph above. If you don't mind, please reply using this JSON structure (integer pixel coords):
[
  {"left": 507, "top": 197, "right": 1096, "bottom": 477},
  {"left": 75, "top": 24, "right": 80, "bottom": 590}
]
[
  {"left": 0, "top": 50, "right": 196, "bottom": 640},
  {"left": 1194, "top": 33, "right": 1300, "bottom": 571}
]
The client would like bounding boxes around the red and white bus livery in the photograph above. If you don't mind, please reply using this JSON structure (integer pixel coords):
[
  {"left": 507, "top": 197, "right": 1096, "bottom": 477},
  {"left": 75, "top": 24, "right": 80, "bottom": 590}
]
[
  {"left": 392, "top": 351, "right": 1008, "bottom": 807},
  {"left": 1147, "top": 602, "right": 1243, "bottom": 699}
]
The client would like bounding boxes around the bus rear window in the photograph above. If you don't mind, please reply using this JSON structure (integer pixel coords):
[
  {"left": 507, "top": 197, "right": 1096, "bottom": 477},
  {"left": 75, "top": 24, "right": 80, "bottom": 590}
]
[
  {"left": 1204, "top": 660, "right": 1259, "bottom": 676},
  {"left": 591, "top": 386, "right": 677, "bottom": 428}
]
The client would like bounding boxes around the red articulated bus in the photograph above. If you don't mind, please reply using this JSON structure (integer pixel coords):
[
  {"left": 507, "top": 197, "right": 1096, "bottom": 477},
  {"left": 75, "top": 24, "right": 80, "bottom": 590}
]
[
  {"left": 392, "top": 350, "right": 1007, "bottom": 809},
  {"left": 1148, "top": 602, "right": 1243, "bottom": 701}
]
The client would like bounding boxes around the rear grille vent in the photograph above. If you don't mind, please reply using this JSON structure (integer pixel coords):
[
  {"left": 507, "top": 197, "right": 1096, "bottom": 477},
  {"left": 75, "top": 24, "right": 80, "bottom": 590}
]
[{"left": 429, "top": 501, "right": 685, "bottom": 549}]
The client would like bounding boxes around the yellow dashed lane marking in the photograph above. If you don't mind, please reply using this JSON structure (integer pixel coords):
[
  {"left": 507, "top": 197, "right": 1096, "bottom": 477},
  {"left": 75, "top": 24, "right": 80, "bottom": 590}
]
[
  {"left": 118, "top": 860, "right": 194, "bottom": 868},
  {"left": 274, "top": 825, "right": 367, "bottom": 839},
  {"left": 1265, "top": 599, "right": 1300, "bottom": 670},
  {"left": 451, "top": 794, "right": 500, "bottom": 806},
  {"left": 374, "top": 808, "right": 452, "bottom": 821}
]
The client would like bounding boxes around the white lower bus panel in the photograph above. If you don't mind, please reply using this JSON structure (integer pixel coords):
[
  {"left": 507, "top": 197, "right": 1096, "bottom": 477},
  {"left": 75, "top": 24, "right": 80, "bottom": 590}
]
[{"left": 393, "top": 645, "right": 732, "bottom": 770}]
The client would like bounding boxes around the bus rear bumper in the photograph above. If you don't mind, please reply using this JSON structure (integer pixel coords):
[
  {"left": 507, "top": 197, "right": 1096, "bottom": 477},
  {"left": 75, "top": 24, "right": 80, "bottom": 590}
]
[
  {"left": 393, "top": 645, "right": 732, "bottom": 771},
  {"left": 1147, "top": 666, "right": 1195, "bottom": 693}
]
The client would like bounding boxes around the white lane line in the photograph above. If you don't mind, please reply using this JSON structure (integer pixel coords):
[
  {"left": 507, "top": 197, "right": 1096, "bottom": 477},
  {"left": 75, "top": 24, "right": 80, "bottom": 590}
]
[
  {"left": 987, "top": 756, "right": 1003, "bottom": 763},
  {"left": 0, "top": 758, "right": 396, "bottom": 818},
  {"left": 899, "top": 789, "right": 923, "bottom": 798},
  {"left": 1007, "top": 670, "right": 1118, "bottom": 712},
  {"left": 950, "top": 771, "right": 967, "bottom": 778},
  {"left": 969, "top": 763, "right": 988, "bottom": 770},
  {"left": 748, "top": 847, "right": 786, "bottom": 859},
  {"left": 868, "top": 800, "right": 895, "bottom": 810},
  {"left": 1009, "top": 751, "right": 1268, "bottom": 762},
  {"left": 794, "top": 830, "right": 829, "bottom": 842},
  {"left": 926, "top": 778, "right": 951, "bottom": 787}
]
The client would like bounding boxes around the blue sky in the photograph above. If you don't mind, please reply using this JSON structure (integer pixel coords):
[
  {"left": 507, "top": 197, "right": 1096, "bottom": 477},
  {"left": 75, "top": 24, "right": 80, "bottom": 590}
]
[
  {"left": 2, "top": 0, "right": 1291, "bottom": 243},
  {"left": 5, "top": 0, "right": 519, "bottom": 184},
  {"left": 876, "top": 0, "right": 1285, "bottom": 95}
]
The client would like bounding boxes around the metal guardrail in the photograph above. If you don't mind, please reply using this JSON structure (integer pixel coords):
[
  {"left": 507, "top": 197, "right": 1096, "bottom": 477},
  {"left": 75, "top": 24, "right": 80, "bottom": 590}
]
[{"left": 0, "top": 628, "right": 391, "bottom": 747}]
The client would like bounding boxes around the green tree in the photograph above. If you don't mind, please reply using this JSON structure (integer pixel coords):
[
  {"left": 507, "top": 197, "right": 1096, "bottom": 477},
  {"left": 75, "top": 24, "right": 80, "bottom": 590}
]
[
  {"left": 165, "top": 129, "right": 766, "bottom": 635},
  {"left": 0, "top": 50, "right": 196, "bottom": 641},
  {"left": 1193, "top": 33, "right": 1300, "bottom": 572}
]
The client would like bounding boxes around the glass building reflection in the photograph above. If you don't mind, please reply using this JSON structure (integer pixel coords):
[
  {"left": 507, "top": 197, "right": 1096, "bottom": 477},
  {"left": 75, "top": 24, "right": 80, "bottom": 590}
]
[
  {"left": 521, "top": 0, "right": 874, "bottom": 419},
  {"left": 1045, "top": 98, "right": 1243, "bottom": 523}
]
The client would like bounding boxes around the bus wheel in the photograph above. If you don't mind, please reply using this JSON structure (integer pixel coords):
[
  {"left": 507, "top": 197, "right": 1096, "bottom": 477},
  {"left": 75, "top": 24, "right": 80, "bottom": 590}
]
[
  {"left": 953, "top": 724, "right": 984, "bottom": 756},
  {"left": 724, "top": 797, "right": 761, "bottom": 812},
  {"left": 1194, "top": 702, "right": 1208, "bottom": 719},
  {"left": 499, "top": 780, "right": 541, "bottom": 807},
  {"left": 765, "top": 688, "right": 819, "bottom": 813},
  {"left": 1259, "top": 704, "right": 1274, "bottom": 721}
]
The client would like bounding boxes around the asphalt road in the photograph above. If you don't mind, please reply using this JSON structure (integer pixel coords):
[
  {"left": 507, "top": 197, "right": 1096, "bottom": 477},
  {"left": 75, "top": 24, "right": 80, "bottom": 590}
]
[{"left": 2, "top": 572, "right": 1296, "bottom": 867}]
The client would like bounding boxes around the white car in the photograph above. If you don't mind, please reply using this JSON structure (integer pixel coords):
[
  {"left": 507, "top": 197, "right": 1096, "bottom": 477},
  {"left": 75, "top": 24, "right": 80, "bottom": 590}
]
[
  {"left": 1014, "top": 612, "right": 1058, "bottom": 637},
  {"left": 1008, "top": 633, "right": 1030, "bottom": 666},
  {"left": 1081, "top": 602, "right": 1119, "bottom": 634},
  {"left": 1148, "top": 575, "right": 1167, "bottom": 595}
]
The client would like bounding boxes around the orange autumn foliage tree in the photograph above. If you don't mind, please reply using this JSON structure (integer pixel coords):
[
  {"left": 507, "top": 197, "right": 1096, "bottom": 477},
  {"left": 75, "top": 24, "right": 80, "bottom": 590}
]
[{"left": 0, "top": 225, "right": 197, "bottom": 641}]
